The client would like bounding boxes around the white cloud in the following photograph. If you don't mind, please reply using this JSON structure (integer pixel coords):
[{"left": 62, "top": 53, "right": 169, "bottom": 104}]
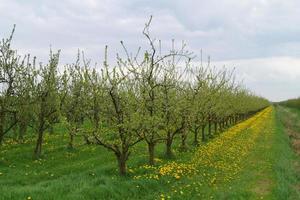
[
  {"left": 212, "top": 57, "right": 300, "bottom": 101},
  {"left": 0, "top": 0, "right": 300, "bottom": 101}
]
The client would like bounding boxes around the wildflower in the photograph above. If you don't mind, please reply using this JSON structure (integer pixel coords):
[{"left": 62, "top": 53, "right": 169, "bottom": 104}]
[
  {"left": 174, "top": 174, "right": 180, "bottom": 180},
  {"left": 128, "top": 168, "right": 134, "bottom": 173}
]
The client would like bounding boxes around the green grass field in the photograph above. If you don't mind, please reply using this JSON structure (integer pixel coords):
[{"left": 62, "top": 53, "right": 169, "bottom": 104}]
[{"left": 0, "top": 107, "right": 299, "bottom": 200}]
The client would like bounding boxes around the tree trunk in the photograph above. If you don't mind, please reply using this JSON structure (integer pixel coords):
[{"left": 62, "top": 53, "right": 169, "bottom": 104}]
[
  {"left": 34, "top": 97, "right": 46, "bottom": 158},
  {"left": 219, "top": 122, "right": 223, "bottom": 132},
  {"left": 165, "top": 133, "right": 173, "bottom": 158},
  {"left": 201, "top": 125, "right": 206, "bottom": 142},
  {"left": 34, "top": 125, "right": 44, "bottom": 159},
  {"left": 68, "top": 132, "right": 74, "bottom": 149},
  {"left": 208, "top": 120, "right": 212, "bottom": 137},
  {"left": 148, "top": 142, "right": 155, "bottom": 165},
  {"left": 0, "top": 111, "right": 5, "bottom": 145},
  {"left": 180, "top": 131, "right": 188, "bottom": 151},
  {"left": 214, "top": 122, "right": 218, "bottom": 134},
  {"left": 12, "top": 124, "right": 18, "bottom": 140},
  {"left": 116, "top": 152, "right": 128, "bottom": 176},
  {"left": 117, "top": 157, "right": 126, "bottom": 176},
  {"left": 18, "top": 121, "right": 27, "bottom": 141},
  {"left": 0, "top": 132, "right": 3, "bottom": 145},
  {"left": 193, "top": 127, "right": 199, "bottom": 145}
]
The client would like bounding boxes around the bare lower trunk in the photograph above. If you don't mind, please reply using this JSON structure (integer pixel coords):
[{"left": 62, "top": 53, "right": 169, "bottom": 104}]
[
  {"left": 0, "top": 133, "right": 3, "bottom": 145},
  {"left": 201, "top": 125, "right": 206, "bottom": 142},
  {"left": 12, "top": 125, "right": 18, "bottom": 140},
  {"left": 18, "top": 122, "right": 27, "bottom": 141},
  {"left": 34, "top": 98, "right": 45, "bottom": 159},
  {"left": 214, "top": 122, "right": 218, "bottom": 134},
  {"left": 117, "top": 158, "right": 126, "bottom": 176},
  {"left": 180, "top": 131, "right": 188, "bottom": 151},
  {"left": 193, "top": 127, "right": 199, "bottom": 145},
  {"left": 219, "top": 122, "right": 223, "bottom": 132},
  {"left": 34, "top": 130, "right": 43, "bottom": 159},
  {"left": 208, "top": 120, "right": 212, "bottom": 137},
  {"left": 165, "top": 133, "right": 173, "bottom": 158},
  {"left": 0, "top": 111, "right": 5, "bottom": 145},
  {"left": 116, "top": 152, "right": 129, "bottom": 176},
  {"left": 68, "top": 132, "right": 74, "bottom": 149},
  {"left": 148, "top": 142, "right": 155, "bottom": 165}
]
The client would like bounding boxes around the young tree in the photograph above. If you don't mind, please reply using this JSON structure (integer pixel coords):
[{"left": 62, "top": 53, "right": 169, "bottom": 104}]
[
  {"left": 160, "top": 67, "right": 189, "bottom": 157},
  {"left": 31, "top": 50, "right": 60, "bottom": 158},
  {"left": 0, "top": 25, "right": 28, "bottom": 144},
  {"left": 14, "top": 55, "right": 36, "bottom": 141},
  {"left": 84, "top": 49, "right": 142, "bottom": 175},
  {"left": 189, "top": 63, "right": 212, "bottom": 144},
  {"left": 60, "top": 54, "right": 87, "bottom": 149},
  {"left": 117, "top": 16, "right": 194, "bottom": 164}
]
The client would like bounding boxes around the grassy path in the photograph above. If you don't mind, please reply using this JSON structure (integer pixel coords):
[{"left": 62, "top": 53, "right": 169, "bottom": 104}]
[
  {"left": 275, "top": 106, "right": 300, "bottom": 197},
  {"left": 0, "top": 107, "right": 299, "bottom": 199},
  {"left": 139, "top": 107, "right": 300, "bottom": 199},
  {"left": 217, "top": 105, "right": 300, "bottom": 200},
  {"left": 150, "top": 107, "right": 275, "bottom": 199}
]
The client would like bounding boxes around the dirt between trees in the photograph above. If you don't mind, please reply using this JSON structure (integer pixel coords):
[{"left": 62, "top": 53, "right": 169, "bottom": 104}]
[
  {"left": 279, "top": 107, "right": 300, "bottom": 155},
  {"left": 252, "top": 178, "right": 272, "bottom": 196},
  {"left": 278, "top": 106, "right": 300, "bottom": 193},
  {"left": 286, "top": 123, "right": 300, "bottom": 155}
]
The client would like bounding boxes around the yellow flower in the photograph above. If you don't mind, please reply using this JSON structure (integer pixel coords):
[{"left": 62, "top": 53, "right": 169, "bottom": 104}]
[
  {"left": 133, "top": 107, "right": 274, "bottom": 191},
  {"left": 174, "top": 174, "right": 180, "bottom": 179},
  {"left": 128, "top": 168, "right": 134, "bottom": 173}
]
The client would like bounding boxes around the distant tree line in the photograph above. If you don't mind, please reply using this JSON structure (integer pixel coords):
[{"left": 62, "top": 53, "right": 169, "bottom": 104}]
[{"left": 278, "top": 97, "right": 300, "bottom": 109}]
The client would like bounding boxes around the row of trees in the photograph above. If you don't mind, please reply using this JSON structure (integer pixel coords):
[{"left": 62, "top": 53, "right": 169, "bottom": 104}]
[{"left": 0, "top": 19, "right": 269, "bottom": 175}]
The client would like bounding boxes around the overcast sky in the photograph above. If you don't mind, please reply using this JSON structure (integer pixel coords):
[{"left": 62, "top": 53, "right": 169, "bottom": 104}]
[{"left": 1, "top": 0, "right": 300, "bottom": 101}]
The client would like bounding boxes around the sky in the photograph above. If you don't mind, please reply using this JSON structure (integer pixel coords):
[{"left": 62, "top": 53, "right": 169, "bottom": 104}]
[{"left": 0, "top": 0, "right": 300, "bottom": 101}]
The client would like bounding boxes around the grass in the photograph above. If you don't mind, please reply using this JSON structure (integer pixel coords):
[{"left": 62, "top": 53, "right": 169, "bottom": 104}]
[
  {"left": 216, "top": 105, "right": 300, "bottom": 200},
  {"left": 274, "top": 106, "right": 300, "bottom": 198},
  {"left": 0, "top": 107, "right": 299, "bottom": 200}
]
